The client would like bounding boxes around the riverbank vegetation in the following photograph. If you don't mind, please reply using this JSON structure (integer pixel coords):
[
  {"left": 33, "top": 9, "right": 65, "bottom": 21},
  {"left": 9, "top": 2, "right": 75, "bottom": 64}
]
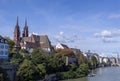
[
  {"left": 9, "top": 48, "right": 97, "bottom": 81},
  {"left": 3, "top": 38, "right": 100, "bottom": 81},
  {"left": 56, "top": 63, "right": 89, "bottom": 80}
]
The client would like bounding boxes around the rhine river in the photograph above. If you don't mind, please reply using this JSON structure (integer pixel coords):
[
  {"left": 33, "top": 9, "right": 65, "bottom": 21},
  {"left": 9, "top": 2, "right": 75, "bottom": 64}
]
[{"left": 61, "top": 67, "right": 120, "bottom": 81}]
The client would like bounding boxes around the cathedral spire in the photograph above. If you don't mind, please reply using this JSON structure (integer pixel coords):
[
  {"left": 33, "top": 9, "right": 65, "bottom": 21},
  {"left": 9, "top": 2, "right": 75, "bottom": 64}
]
[
  {"left": 22, "top": 19, "right": 28, "bottom": 37},
  {"left": 25, "top": 18, "right": 27, "bottom": 26},
  {"left": 14, "top": 17, "right": 21, "bottom": 50},
  {"left": 16, "top": 16, "right": 19, "bottom": 26}
]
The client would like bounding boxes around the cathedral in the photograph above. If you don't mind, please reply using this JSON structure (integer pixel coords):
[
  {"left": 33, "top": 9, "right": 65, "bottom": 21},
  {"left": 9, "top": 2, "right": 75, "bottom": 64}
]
[
  {"left": 14, "top": 17, "right": 28, "bottom": 50},
  {"left": 13, "top": 17, "right": 53, "bottom": 53}
]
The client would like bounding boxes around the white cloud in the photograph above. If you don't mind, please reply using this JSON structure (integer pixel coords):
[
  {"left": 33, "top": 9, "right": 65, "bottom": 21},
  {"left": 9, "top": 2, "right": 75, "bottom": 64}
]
[
  {"left": 102, "top": 37, "right": 115, "bottom": 43},
  {"left": 94, "top": 29, "right": 120, "bottom": 43},
  {"left": 59, "top": 31, "right": 64, "bottom": 35},
  {"left": 94, "top": 29, "right": 120, "bottom": 38},
  {"left": 52, "top": 32, "right": 83, "bottom": 44},
  {"left": 94, "top": 30, "right": 112, "bottom": 37}
]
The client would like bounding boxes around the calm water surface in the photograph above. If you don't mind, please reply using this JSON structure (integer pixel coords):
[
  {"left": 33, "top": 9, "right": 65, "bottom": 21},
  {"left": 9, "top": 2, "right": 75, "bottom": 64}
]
[{"left": 61, "top": 67, "right": 120, "bottom": 81}]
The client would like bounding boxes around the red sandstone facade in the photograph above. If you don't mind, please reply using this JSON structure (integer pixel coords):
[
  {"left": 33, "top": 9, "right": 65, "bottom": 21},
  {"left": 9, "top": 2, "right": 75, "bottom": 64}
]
[{"left": 13, "top": 17, "right": 52, "bottom": 53}]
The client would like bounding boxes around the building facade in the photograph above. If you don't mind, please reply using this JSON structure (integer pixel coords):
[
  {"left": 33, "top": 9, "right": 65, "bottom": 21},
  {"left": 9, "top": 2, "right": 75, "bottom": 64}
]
[
  {"left": 20, "top": 34, "right": 52, "bottom": 53},
  {"left": 0, "top": 35, "right": 9, "bottom": 61}
]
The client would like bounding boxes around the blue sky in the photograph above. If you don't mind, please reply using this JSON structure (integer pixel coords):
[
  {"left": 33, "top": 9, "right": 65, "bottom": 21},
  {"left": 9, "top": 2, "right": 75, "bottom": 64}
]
[{"left": 1, "top": 0, "right": 120, "bottom": 55}]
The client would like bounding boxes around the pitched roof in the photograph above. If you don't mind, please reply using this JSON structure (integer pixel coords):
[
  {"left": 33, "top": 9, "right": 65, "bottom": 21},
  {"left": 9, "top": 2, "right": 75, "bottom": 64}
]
[
  {"left": 60, "top": 43, "right": 69, "bottom": 49},
  {"left": 31, "top": 34, "right": 40, "bottom": 42},
  {"left": 0, "top": 35, "right": 8, "bottom": 43},
  {"left": 0, "top": 35, "right": 4, "bottom": 40},
  {"left": 22, "top": 37, "right": 30, "bottom": 42},
  {"left": 40, "top": 35, "right": 51, "bottom": 48},
  {"left": 21, "top": 34, "right": 51, "bottom": 49},
  {"left": 25, "top": 42, "right": 40, "bottom": 48}
]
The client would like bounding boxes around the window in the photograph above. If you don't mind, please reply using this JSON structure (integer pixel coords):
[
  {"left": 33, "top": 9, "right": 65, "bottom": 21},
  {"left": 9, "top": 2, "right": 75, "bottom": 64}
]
[
  {"left": 1, "top": 39, "right": 4, "bottom": 42},
  {"left": 1, "top": 45, "right": 4, "bottom": 49},
  {"left": 0, "top": 51, "right": 3, "bottom": 55},
  {"left": 5, "top": 51, "right": 8, "bottom": 55},
  {"left": 5, "top": 45, "right": 8, "bottom": 49}
]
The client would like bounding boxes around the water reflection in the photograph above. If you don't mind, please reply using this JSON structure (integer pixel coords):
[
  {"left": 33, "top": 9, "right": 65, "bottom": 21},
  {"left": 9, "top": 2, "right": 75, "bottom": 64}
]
[{"left": 61, "top": 67, "right": 120, "bottom": 81}]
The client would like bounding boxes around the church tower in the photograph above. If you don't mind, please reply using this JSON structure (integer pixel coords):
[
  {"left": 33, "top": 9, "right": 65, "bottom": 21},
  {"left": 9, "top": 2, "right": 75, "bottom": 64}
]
[
  {"left": 22, "top": 19, "right": 28, "bottom": 37},
  {"left": 14, "top": 17, "right": 21, "bottom": 50}
]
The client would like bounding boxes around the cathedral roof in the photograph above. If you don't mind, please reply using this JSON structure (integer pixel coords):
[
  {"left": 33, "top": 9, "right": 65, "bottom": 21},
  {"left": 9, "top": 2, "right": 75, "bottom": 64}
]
[
  {"left": 0, "top": 35, "right": 8, "bottom": 43},
  {"left": 21, "top": 34, "right": 51, "bottom": 49}
]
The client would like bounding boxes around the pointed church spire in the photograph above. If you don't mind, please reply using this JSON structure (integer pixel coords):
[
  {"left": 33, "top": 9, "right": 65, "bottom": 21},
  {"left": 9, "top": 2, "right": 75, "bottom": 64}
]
[
  {"left": 25, "top": 18, "right": 27, "bottom": 26},
  {"left": 14, "top": 16, "right": 21, "bottom": 50},
  {"left": 16, "top": 16, "right": 19, "bottom": 26},
  {"left": 22, "top": 18, "right": 28, "bottom": 37}
]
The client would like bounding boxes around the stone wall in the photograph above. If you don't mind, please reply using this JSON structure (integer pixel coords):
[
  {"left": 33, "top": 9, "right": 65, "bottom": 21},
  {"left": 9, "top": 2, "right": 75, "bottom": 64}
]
[{"left": 0, "top": 64, "right": 17, "bottom": 81}]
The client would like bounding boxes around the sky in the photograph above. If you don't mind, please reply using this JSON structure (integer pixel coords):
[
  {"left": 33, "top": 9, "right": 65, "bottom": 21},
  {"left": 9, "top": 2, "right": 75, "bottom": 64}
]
[{"left": 1, "top": 0, "right": 120, "bottom": 55}]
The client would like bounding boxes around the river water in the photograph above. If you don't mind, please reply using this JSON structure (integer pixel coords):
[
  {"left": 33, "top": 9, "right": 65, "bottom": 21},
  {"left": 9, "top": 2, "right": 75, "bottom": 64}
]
[{"left": 61, "top": 67, "right": 120, "bottom": 81}]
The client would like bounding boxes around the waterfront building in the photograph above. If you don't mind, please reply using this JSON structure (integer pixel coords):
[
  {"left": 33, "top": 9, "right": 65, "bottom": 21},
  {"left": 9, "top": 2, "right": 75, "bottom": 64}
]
[
  {"left": 84, "top": 50, "right": 99, "bottom": 61},
  {"left": 0, "top": 35, "right": 9, "bottom": 61},
  {"left": 110, "top": 57, "right": 117, "bottom": 66}
]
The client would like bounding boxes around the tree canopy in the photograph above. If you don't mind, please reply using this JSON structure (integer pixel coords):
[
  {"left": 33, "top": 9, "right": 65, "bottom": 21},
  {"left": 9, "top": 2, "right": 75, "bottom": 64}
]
[
  {"left": 4, "top": 37, "right": 14, "bottom": 54},
  {"left": 17, "top": 59, "right": 41, "bottom": 81}
]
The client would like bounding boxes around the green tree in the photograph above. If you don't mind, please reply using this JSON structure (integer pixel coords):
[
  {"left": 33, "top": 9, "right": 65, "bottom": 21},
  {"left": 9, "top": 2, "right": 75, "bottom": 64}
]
[
  {"left": 20, "top": 49, "right": 29, "bottom": 54},
  {"left": 31, "top": 48, "right": 48, "bottom": 64},
  {"left": 77, "top": 50, "right": 88, "bottom": 65},
  {"left": 37, "top": 64, "right": 46, "bottom": 78},
  {"left": 10, "top": 53, "right": 23, "bottom": 64},
  {"left": 44, "top": 53, "right": 66, "bottom": 74},
  {"left": 76, "top": 63, "right": 89, "bottom": 77},
  {"left": 17, "top": 59, "right": 41, "bottom": 81},
  {"left": 19, "top": 49, "right": 31, "bottom": 59},
  {"left": 91, "top": 56, "right": 98, "bottom": 68},
  {"left": 0, "top": 67, "right": 10, "bottom": 81},
  {"left": 4, "top": 37, "right": 15, "bottom": 54},
  {"left": 53, "top": 53, "right": 66, "bottom": 71}
]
